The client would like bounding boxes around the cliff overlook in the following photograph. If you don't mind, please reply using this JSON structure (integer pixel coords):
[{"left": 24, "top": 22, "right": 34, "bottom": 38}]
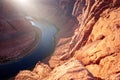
[
  {"left": 0, "top": 0, "right": 120, "bottom": 80},
  {"left": 16, "top": 0, "right": 120, "bottom": 80}
]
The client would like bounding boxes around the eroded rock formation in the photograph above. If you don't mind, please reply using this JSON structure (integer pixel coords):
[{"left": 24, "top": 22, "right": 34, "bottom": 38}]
[
  {"left": 15, "top": 0, "right": 120, "bottom": 80},
  {"left": 49, "top": 1, "right": 120, "bottom": 79},
  {"left": 15, "top": 62, "right": 51, "bottom": 80},
  {"left": 16, "top": 59, "right": 94, "bottom": 80}
]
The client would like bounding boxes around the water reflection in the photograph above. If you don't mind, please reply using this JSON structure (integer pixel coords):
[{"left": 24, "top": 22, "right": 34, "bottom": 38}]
[
  {"left": 26, "top": 16, "right": 57, "bottom": 51},
  {"left": 0, "top": 17, "right": 57, "bottom": 79}
]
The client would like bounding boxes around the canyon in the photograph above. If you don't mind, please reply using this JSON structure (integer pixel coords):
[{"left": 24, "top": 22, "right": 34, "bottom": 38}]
[
  {"left": 0, "top": 0, "right": 120, "bottom": 80},
  {"left": 16, "top": 0, "right": 120, "bottom": 80},
  {"left": 0, "top": 0, "right": 41, "bottom": 63}
]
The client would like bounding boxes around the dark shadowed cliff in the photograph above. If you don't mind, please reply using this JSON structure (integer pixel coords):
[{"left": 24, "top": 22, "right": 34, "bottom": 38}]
[{"left": 0, "top": 0, "right": 41, "bottom": 63}]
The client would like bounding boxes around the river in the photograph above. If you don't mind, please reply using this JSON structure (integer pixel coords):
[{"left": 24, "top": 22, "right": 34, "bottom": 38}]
[{"left": 0, "top": 17, "right": 57, "bottom": 79}]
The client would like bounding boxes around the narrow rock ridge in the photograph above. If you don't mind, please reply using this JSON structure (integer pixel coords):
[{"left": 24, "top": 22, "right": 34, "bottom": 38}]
[{"left": 16, "top": 0, "right": 120, "bottom": 80}]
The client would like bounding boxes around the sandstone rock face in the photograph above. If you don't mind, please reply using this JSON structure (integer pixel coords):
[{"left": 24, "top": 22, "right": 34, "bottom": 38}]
[
  {"left": 16, "top": 0, "right": 120, "bottom": 80},
  {"left": 33, "top": 62, "right": 52, "bottom": 79},
  {"left": 74, "top": 1, "right": 120, "bottom": 79},
  {"left": 72, "top": 0, "right": 86, "bottom": 17},
  {"left": 58, "top": 0, "right": 76, "bottom": 16},
  {"left": 15, "top": 62, "right": 51, "bottom": 80},
  {"left": 16, "top": 59, "right": 95, "bottom": 80},
  {"left": 15, "top": 70, "right": 39, "bottom": 80},
  {"left": 44, "top": 59, "right": 94, "bottom": 80},
  {"left": 49, "top": 0, "right": 120, "bottom": 79}
]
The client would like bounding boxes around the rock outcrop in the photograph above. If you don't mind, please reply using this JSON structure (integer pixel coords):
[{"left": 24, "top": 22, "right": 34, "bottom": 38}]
[
  {"left": 16, "top": 59, "right": 94, "bottom": 80},
  {"left": 15, "top": 62, "right": 51, "bottom": 80},
  {"left": 15, "top": 0, "right": 120, "bottom": 80},
  {"left": 74, "top": 0, "right": 120, "bottom": 79},
  {"left": 49, "top": 1, "right": 120, "bottom": 79},
  {"left": 43, "top": 59, "right": 94, "bottom": 80}
]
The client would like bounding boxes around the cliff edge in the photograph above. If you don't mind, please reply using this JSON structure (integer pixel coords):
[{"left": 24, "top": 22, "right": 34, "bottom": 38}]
[{"left": 16, "top": 0, "right": 120, "bottom": 80}]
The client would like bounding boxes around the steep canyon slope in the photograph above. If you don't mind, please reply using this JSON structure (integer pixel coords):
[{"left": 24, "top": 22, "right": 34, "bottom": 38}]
[
  {"left": 15, "top": 0, "right": 120, "bottom": 80},
  {"left": 0, "top": 0, "right": 41, "bottom": 63}
]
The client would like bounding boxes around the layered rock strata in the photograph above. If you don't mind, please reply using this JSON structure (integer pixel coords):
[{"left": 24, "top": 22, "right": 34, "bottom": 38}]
[
  {"left": 16, "top": 59, "right": 94, "bottom": 80},
  {"left": 15, "top": 0, "right": 120, "bottom": 80}
]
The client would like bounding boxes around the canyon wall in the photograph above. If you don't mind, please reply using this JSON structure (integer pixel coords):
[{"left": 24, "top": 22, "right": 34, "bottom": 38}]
[
  {"left": 15, "top": 0, "right": 120, "bottom": 80},
  {"left": 19, "top": 0, "right": 77, "bottom": 43},
  {"left": 0, "top": 0, "right": 41, "bottom": 63},
  {"left": 0, "top": 0, "right": 75, "bottom": 63}
]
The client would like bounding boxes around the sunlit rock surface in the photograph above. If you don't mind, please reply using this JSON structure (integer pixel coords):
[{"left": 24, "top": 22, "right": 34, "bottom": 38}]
[
  {"left": 73, "top": 0, "right": 120, "bottom": 79},
  {"left": 43, "top": 59, "right": 94, "bottom": 80},
  {"left": 16, "top": 59, "right": 94, "bottom": 80},
  {"left": 15, "top": 62, "right": 51, "bottom": 80},
  {"left": 9, "top": 0, "right": 120, "bottom": 79}
]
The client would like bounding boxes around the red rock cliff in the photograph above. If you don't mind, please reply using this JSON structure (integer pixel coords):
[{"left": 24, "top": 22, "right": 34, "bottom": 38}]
[{"left": 15, "top": 0, "right": 120, "bottom": 80}]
